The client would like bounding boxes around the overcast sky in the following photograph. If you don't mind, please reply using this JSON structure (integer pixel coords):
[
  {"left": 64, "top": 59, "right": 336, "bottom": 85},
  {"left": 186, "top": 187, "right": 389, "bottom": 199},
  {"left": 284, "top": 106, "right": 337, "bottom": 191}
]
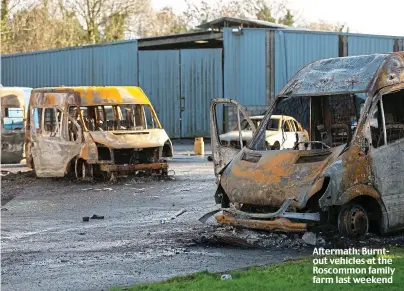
[{"left": 152, "top": 0, "right": 404, "bottom": 37}]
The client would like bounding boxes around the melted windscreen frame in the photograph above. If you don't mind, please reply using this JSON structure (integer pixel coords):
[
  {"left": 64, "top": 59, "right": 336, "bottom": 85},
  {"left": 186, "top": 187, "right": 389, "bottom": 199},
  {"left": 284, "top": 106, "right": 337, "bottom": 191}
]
[
  {"left": 73, "top": 104, "right": 160, "bottom": 131},
  {"left": 248, "top": 92, "right": 367, "bottom": 151}
]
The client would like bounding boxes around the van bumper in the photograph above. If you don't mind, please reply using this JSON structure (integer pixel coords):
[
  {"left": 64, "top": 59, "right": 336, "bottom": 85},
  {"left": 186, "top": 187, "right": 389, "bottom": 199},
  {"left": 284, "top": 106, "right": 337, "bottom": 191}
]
[{"left": 99, "top": 162, "right": 168, "bottom": 173}]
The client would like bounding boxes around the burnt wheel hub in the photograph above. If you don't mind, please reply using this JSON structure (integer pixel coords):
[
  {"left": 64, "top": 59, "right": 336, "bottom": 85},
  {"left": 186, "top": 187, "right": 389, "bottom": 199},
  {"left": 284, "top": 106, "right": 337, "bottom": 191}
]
[{"left": 338, "top": 204, "right": 369, "bottom": 237}]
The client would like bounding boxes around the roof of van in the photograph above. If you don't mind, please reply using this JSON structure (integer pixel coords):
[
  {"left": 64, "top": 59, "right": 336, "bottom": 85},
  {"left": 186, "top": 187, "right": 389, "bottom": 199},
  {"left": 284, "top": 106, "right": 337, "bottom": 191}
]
[
  {"left": 30, "top": 86, "right": 151, "bottom": 106},
  {"left": 1, "top": 87, "right": 32, "bottom": 107},
  {"left": 278, "top": 52, "right": 404, "bottom": 97}
]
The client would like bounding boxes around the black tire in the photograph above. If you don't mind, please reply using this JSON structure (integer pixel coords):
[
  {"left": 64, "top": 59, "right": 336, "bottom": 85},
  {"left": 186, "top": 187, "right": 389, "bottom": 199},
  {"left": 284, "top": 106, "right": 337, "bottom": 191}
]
[{"left": 338, "top": 202, "right": 369, "bottom": 238}]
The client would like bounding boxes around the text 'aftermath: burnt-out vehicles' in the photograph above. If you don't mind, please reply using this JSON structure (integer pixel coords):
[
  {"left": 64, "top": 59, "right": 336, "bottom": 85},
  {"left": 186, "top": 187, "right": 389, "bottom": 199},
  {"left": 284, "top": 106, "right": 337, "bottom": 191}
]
[{"left": 207, "top": 52, "right": 404, "bottom": 238}]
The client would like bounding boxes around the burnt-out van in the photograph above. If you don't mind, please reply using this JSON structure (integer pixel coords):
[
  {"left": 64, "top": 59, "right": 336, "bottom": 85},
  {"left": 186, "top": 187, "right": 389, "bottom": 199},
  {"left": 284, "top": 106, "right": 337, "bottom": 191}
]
[
  {"left": 208, "top": 52, "right": 404, "bottom": 237},
  {"left": 1, "top": 87, "right": 31, "bottom": 164},
  {"left": 26, "top": 86, "right": 173, "bottom": 179}
]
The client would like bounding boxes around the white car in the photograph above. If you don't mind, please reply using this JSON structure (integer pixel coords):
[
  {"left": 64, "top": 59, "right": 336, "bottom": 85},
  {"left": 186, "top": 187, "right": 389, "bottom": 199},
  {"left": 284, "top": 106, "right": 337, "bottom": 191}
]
[{"left": 219, "top": 115, "right": 309, "bottom": 149}]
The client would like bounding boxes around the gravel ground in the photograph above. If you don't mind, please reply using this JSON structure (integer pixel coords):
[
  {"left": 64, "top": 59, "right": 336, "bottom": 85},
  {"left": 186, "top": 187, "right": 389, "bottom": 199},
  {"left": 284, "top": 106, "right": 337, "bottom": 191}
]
[{"left": 1, "top": 144, "right": 308, "bottom": 291}]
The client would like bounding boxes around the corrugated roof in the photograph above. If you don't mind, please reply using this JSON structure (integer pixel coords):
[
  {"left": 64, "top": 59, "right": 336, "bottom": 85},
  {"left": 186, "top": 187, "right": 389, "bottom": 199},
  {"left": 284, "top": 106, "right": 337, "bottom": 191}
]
[{"left": 197, "top": 16, "right": 289, "bottom": 30}]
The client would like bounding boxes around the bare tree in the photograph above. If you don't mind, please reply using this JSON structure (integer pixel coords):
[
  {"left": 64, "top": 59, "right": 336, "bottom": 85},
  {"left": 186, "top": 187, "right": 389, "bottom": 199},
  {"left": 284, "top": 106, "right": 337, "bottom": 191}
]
[
  {"left": 2, "top": 0, "right": 87, "bottom": 53},
  {"left": 183, "top": 0, "right": 296, "bottom": 29},
  {"left": 63, "top": 0, "right": 150, "bottom": 43},
  {"left": 299, "top": 20, "right": 349, "bottom": 32}
]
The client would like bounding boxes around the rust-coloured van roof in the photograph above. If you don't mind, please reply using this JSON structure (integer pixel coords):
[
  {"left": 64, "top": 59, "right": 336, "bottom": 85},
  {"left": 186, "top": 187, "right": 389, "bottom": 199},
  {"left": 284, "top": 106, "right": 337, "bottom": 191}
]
[
  {"left": 278, "top": 51, "right": 404, "bottom": 97},
  {"left": 30, "top": 86, "right": 151, "bottom": 107}
]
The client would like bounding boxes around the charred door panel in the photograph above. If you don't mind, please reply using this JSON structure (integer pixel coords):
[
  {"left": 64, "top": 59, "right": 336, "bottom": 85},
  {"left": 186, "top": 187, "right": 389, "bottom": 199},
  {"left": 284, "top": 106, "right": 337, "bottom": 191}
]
[
  {"left": 210, "top": 99, "right": 256, "bottom": 176},
  {"left": 371, "top": 139, "right": 404, "bottom": 229},
  {"left": 32, "top": 137, "right": 81, "bottom": 177},
  {"left": 1, "top": 131, "right": 25, "bottom": 163},
  {"left": 370, "top": 89, "right": 404, "bottom": 230},
  {"left": 30, "top": 105, "right": 82, "bottom": 177}
]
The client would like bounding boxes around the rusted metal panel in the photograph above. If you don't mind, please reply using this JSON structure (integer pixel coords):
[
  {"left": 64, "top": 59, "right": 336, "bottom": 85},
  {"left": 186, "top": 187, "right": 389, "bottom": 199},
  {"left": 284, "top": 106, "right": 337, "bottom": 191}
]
[
  {"left": 209, "top": 51, "right": 404, "bottom": 237},
  {"left": 277, "top": 54, "right": 388, "bottom": 97},
  {"left": 26, "top": 86, "right": 172, "bottom": 179},
  {"left": 216, "top": 215, "right": 307, "bottom": 232},
  {"left": 181, "top": 49, "right": 223, "bottom": 137},
  {"left": 30, "top": 87, "right": 150, "bottom": 107},
  {"left": 1, "top": 87, "right": 31, "bottom": 164}
]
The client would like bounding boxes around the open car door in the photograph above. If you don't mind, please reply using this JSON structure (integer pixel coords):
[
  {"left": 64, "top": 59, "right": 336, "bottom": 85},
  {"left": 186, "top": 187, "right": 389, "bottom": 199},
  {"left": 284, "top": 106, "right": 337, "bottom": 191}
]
[{"left": 210, "top": 98, "right": 256, "bottom": 176}]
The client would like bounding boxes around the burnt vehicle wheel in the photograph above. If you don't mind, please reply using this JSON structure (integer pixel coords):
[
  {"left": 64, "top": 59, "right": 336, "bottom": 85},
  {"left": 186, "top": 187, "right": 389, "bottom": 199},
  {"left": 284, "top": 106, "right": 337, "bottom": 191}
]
[{"left": 338, "top": 203, "right": 369, "bottom": 238}]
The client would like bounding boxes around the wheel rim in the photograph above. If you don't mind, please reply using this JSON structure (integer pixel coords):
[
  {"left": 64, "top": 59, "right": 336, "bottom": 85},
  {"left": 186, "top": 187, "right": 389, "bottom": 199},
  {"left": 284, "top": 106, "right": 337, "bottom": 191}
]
[{"left": 339, "top": 205, "right": 369, "bottom": 237}]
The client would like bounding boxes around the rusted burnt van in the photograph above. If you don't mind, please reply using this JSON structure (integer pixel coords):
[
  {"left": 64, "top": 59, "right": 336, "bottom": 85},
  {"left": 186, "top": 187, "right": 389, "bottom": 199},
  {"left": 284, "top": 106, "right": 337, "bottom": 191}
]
[
  {"left": 209, "top": 52, "right": 404, "bottom": 237},
  {"left": 1, "top": 87, "right": 31, "bottom": 164},
  {"left": 26, "top": 86, "right": 173, "bottom": 179}
]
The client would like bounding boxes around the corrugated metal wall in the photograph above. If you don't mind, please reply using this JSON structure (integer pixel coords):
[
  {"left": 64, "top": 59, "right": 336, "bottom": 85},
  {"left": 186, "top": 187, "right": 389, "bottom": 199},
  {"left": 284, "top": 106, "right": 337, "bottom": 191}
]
[
  {"left": 1, "top": 40, "right": 138, "bottom": 87},
  {"left": 180, "top": 49, "right": 223, "bottom": 137},
  {"left": 274, "top": 31, "right": 339, "bottom": 95},
  {"left": 139, "top": 49, "right": 222, "bottom": 138},
  {"left": 223, "top": 28, "right": 267, "bottom": 105},
  {"left": 347, "top": 35, "right": 394, "bottom": 56},
  {"left": 92, "top": 41, "right": 138, "bottom": 85},
  {"left": 138, "top": 50, "right": 181, "bottom": 138}
]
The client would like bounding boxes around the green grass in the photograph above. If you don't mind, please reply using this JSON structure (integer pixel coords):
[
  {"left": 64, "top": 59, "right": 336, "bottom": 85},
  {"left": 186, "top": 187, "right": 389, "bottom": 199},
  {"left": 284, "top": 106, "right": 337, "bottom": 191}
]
[{"left": 113, "top": 247, "right": 404, "bottom": 291}]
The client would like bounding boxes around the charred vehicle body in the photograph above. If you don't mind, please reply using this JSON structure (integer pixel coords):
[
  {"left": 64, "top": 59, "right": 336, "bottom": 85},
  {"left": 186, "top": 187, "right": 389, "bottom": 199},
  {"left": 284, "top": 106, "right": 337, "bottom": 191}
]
[
  {"left": 25, "top": 86, "right": 173, "bottom": 179},
  {"left": 208, "top": 52, "right": 404, "bottom": 237},
  {"left": 1, "top": 87, "right": 32, "bottom": 164}
]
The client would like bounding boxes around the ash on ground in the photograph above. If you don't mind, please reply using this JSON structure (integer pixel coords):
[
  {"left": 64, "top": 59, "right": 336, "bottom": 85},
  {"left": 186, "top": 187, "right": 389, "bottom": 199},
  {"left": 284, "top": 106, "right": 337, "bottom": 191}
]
[{"left": 188, "top": 225, "right": 404, "bottom": 251}]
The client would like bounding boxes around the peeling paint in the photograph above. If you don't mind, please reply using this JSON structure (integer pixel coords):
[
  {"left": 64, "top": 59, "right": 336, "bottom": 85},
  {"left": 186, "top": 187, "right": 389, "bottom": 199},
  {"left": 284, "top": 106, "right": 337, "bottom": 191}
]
[
  {"left": 26, "top": 86, "right": 173, "bottom": 179},
  {"left": 209, "top": 52, "right": 404, "bottom": 237},
  {"left": 1, "top": 87, "right": 30, "bottom": 164}
]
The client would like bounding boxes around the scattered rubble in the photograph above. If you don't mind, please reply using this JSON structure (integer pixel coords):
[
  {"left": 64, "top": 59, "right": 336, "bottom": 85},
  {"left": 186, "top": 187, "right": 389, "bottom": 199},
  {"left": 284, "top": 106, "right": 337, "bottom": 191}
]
[
  {"left": 221, "top": 274, "right": 232, "bottom": 280},
  {"left": 189, "top": 225, "right": 404, "bottom": 251},
  {"left": 160, "top": 209, "right": 187, "bottom": 224},
  {"left": 302, "top": 232, "right": 317, "bottom": 246}
]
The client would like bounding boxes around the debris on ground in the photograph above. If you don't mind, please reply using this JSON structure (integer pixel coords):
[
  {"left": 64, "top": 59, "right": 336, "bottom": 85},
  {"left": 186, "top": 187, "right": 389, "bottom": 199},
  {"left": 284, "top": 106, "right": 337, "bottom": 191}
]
[
  {"left": 160, "top": 209, "right": 187, "bottom": 224},
  {"left": 186, "top": 224, "right": 404, "bottom": 251},
  {"left": 91, "top": 214, "right": 104, "bottom": 220},
  {"left": 172, "top": 209, "right": 187, "bottom": 219},
  {"left": 302, "top": 232, "right": 317, "bottom": 246},
  {"left": 220, "top": 274, "right": 232, "bottom": 280},
  {"left": 83, "top": 217, "right": 90, "bottom": 222}
]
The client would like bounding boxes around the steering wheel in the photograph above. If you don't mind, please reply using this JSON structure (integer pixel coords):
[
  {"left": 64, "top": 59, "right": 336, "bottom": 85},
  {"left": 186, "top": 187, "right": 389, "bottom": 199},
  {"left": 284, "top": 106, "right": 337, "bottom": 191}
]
[{"left": 293, "top": 141, "right": 330, "bottom": 150}]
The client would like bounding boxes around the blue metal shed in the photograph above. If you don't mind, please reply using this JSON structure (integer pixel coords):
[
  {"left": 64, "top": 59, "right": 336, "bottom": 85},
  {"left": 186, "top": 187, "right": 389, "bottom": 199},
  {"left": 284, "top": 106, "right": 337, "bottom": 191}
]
[{"left": 1, "top": 40, "right": 138, "bottom": 88}]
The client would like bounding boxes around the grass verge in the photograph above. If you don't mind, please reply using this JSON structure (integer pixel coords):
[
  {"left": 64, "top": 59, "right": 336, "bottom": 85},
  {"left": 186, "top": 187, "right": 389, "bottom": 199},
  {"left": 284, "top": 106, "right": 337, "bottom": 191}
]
[{"left": 112, "top": 247, "right": 404, "bottom": 291}]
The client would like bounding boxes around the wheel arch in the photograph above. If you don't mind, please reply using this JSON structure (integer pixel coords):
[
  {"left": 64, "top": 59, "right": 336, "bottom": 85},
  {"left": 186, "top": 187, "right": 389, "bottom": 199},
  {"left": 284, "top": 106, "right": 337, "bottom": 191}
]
[{"left": 337, "top": 185, "right": 389, "bottom": 234}]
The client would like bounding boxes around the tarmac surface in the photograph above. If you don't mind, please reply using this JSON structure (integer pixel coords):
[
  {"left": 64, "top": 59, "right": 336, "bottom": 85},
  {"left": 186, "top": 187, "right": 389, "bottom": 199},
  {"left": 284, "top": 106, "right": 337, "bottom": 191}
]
[{"left": 1, "top": 142, "right": 308, "bottom": 291}]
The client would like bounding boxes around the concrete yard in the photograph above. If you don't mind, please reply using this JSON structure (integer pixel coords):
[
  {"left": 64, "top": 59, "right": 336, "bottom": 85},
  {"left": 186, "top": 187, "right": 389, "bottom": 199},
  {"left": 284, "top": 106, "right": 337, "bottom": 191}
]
[{"left": 0, "top": 142, "right": 306, "bottom": 291}]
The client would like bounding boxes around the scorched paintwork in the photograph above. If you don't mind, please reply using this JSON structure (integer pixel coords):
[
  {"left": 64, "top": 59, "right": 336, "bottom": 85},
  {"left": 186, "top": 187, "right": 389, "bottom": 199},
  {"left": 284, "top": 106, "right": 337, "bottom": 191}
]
[
  {"left": 210, "top": 52, "right": 404, "bottom": 237},
  {"left": 1, "top": 87, "right": 31, "bottom": 164},
  {"left": 25, "top": 86, "right": 173, "bottom": 179}
]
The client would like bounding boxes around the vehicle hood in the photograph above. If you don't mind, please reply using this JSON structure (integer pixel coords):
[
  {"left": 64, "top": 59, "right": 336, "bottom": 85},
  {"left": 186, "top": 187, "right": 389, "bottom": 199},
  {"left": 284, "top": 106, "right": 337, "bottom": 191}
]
[
  {"left": 220, "top": 130, "right": 277, "bottom": 142},
  {"left": 220, "top": 145, "right": 346, "bottom": 209},
  {"left": 88, "top": 129, "right": 170, "bottom": 149}
]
